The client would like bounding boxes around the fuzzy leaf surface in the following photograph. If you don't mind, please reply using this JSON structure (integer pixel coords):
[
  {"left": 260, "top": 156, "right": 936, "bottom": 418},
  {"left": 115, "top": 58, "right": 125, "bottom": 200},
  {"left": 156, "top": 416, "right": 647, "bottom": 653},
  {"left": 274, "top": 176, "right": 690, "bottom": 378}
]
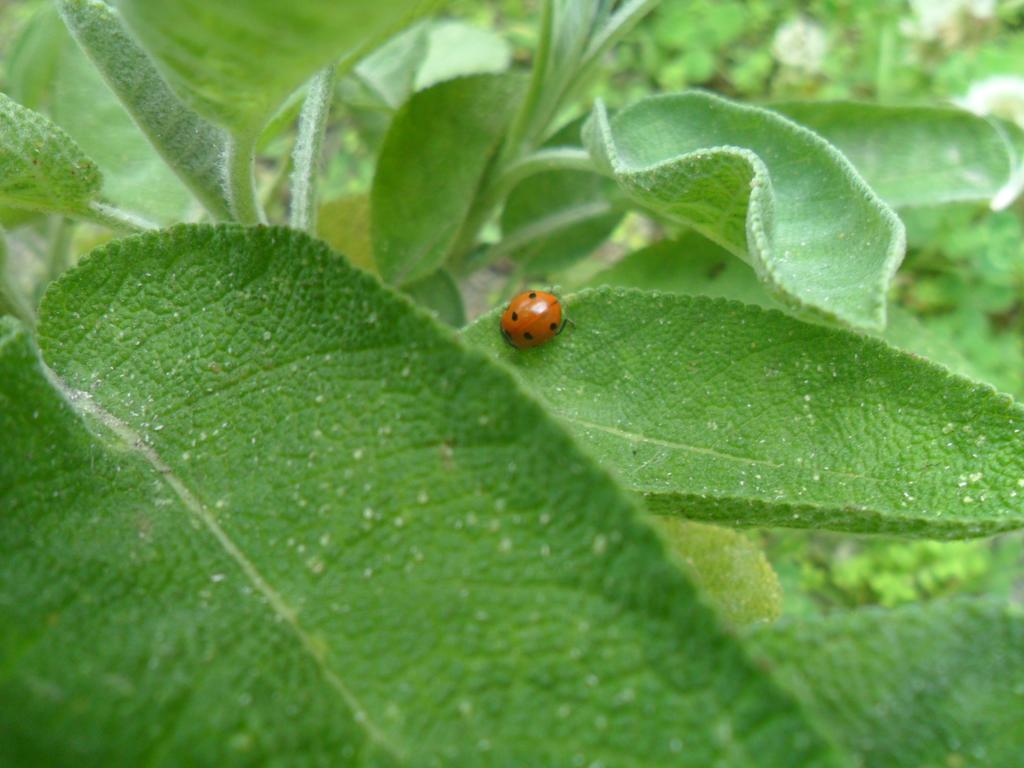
[
  {"left": 58, "top": 0, "right": 230, "bottom": 219},
  {"left": 774, "top": 101, "right": 1024, "bottom": 209},
  {"left": 113, "top": 0, "right": 434, "bottom": 134},
  {"left": 0, "top": 92, "right": 100, "bottom": 216},
  {"left": 464, "top": 287, "right": 1024, "bottom": 537},
  {"left": 583, "top": 92, "right": 905, "bottom": 331},
  {"left": 748, "top": 599, "right": 1024, "bottom": 768},
  {"left": 0, "top": 227, "right": 840, "bottom": 766},
  {"left": 584, "top": 236, "right": 1007, "bottom": 394}
]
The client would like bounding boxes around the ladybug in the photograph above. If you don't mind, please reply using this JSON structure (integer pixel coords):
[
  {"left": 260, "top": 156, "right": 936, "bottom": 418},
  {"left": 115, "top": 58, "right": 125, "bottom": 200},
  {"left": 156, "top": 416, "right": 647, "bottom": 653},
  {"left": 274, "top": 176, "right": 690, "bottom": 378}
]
[{"left": 500, "top": 290, "right": 567, "bottom": 349}]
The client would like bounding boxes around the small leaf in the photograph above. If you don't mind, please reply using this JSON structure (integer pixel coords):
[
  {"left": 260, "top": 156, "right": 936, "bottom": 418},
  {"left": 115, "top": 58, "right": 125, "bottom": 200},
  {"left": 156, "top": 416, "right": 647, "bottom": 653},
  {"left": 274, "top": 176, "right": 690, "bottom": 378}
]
[
  {"left": 402, "top": 268, "right": 465, "bottom": 326},
  {"left": 654, "top": 519, "right": 782, "bottom": 625},
  {"left": 351, "top": 17, "right": 511, "bottom": 110},
  {"left": 748, "top": 599, "right": 1024, "bottom": 768},
  {"left": 112, "top": 0, "right": 436, "bottom": 136},
  {"left": 352, "top": 23, "right": 431, "bottom": 110},
  {"left": 58, "top": 0, "right": 231, "bottom": 220},
  {"left": 1, "top": 227, "right": 842, "bottom": 765},
  {"left": 317, "top": 194, "right": 375, "bottom": 272},
  {"left": 413, "top": 20, "right": 511, "bottom": 92},
  {"left": 773, "top": 101, "right": 1024, "bottom": 209},
  {"left": 372, "top": 73, "right": 524, "bottom": 285},
  {"left": 583, "top": 91, "right": 905, "bottom": 331},
  {"left": 463, "top": 287, "right": 1024, "bottom": 538},
  {"left": 0, "top": 92, "right": 101, "bottom": 216}
]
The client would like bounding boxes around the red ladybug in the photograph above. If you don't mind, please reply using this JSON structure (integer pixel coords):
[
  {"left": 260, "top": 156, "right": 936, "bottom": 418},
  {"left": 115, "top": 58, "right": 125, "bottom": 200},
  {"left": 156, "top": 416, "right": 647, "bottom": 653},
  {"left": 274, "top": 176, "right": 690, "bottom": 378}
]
[{"left": 500, "top": 290, "right": 567, "bottom": 349}]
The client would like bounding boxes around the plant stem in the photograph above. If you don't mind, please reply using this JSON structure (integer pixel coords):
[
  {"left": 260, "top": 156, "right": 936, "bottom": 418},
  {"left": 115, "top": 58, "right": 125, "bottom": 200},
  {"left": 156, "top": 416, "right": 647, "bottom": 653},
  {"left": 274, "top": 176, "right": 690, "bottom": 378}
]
[
  {"left": 289, "top": 66, "right": 337, "bottom": 234},
  {"left": 493, "top": 147, "right": 594, "bottom": 200},
  {"left": 81, "top": 202, "right": 159, "bottom": 233},
  {"left": 225, "top": 133, "right": 266, "bottom": 224},
  {"left": 464, "top": 200, "right": 615, "bottom": 274},
  {"left": 447, "top": 147, "right": 596, "bottom": 274},
  {"left": 448, "top": 0, "right": 653, "bottom": 275}
]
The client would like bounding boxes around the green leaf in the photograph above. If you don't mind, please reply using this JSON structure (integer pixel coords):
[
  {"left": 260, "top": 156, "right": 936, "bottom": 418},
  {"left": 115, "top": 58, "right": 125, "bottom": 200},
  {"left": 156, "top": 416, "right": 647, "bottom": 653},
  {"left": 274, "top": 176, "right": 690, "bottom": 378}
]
[
  {"left": 463, "top": 287, "right": 1024, "bottom": 538},
  {"left": 57, "top": 0, "right": 231, "bottom": 220},
  {"left": 4, "top": 4, "right": 64, "bottom": 111},
  {"left": 587, "top": 234, "right": 1018, "bottom": 396},
  {"left": 352, "top": 23, "right": 431, "bottom": 110},
  {"left": 748, "top": 599, "right": 1024, "bottom": 767},
  {"left": 0, "top": 92, "right": 101, "bottom": 216},
  {"left": 500, "top": 120, "right": 622, "bottom": 273},
  {"left": 346, "top": 18, "right": 511, "bottom": 112},
  {"left": 589, "top": 234, "right": 1019, "bottom": 397},
  {"left": 0, "top": 228, "right": 35, "bottom": 326},
  {"left": 402, "top": 268, "right": 465, "bottom": 327},
  {"left": 654, "top": 519, "right": 782, "bottom": 626},
  {"left": 413, "top": 19, "right": 512, "bottom": 93},
  {"left": 500, "top": 168, "right": 621, "bottom": 272},
  {"left": 112, "top": 0, "right": 435, "bottom": 136},
  {"left": 773, "top": 101, "right": 1024, "bottom": 209},
  {"left": 317, "top": 194, "right": 375, "bottom": 273},
  {"left": 583, "top": 233, "right": 776, "bottom": 308},
  {"left": 1, "top": 227, "right": 842, "bottom": 765},
  {"left": 583, "top": 91, "right": 906, "bottom": 331},
  {"left": 372, "top": 74, "right": 524, "bottom": 285}
]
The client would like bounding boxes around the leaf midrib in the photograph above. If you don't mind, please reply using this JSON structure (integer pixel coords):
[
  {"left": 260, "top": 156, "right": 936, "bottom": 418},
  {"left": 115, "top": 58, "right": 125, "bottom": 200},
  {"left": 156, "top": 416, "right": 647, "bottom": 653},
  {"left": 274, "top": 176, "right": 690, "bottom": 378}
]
[
  {"left": 559, "top": 413, "right": 895, "bottom": 486},
  {"left": 43, "top": 364, "right": 405, "bottom": 761}
]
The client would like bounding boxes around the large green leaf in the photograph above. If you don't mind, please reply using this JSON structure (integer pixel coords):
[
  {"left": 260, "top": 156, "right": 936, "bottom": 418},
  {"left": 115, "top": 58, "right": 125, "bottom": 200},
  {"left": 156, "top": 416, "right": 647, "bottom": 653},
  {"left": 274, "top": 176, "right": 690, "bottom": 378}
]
[
  {"left": 58, "top": 0, "right": 230, "bottom": 220},
  {"left": 0, "top": 227, "right": 841, "bottom": 765},
  {"left": 112, "top": 0, "right": 435, "bottom": 135},
  {"left": 0, "top": 92, "right": 101, "bottom": 216},
  {"left": 773, "top": 101, "right": 1024, "bottom": 209},
  {"left": 748, "top": 599, "right": 1024, "bottom": 767},
  {"left": 583, "top": 235, "right": 1009, "bottom": 395},
  {"left": 463, "top": 287, "right": 1024, "bottom": 538},
  {"left": 372, "top": 74, "right": 524, "bottom": 285},
  {"left": 583, "top": 91, "right": 905, "bottom": 331}
]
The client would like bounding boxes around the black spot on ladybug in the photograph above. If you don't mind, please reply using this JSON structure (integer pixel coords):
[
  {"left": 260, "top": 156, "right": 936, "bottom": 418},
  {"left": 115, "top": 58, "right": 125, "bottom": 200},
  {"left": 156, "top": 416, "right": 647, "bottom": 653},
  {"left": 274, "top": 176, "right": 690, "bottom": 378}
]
[
  {"left": 529, "top": 292, "right": 537, "bottom": 298},
  {"left": 511, "top": 312, "right": 518, "bottom": 321},
  {"left": 549, "top": 323, "right": 558, "bottom": 331},
  {"left": 524, "top": 332, "right": 533, "bottom": 340}
]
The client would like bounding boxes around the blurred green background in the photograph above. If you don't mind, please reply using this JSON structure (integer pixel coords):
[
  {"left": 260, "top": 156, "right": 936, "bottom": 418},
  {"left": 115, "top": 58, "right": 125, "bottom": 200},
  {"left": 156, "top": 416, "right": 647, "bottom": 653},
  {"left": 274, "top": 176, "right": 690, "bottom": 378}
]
[{"left": 2, "top": 0, "right": 1023, "bottom": 617}]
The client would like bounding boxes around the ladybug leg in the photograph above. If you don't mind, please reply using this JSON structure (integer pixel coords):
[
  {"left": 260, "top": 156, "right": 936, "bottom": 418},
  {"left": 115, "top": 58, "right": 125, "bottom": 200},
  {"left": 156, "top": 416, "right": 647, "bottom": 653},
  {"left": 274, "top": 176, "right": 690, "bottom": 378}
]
[
  {"left": 556, "top": 318, "right": 574, "bottom": 336},
  {"left": 500, "top": 325, "right": 516, "bottom": 347}
]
